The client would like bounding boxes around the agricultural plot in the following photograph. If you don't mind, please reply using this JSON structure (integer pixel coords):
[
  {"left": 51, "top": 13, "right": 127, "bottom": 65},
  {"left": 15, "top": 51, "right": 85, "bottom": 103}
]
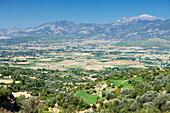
[
  {"left": 76, "top": 90, "right": 104, "bottom": 104},
  {"left": 110, "top": 77, "right": 143, "bottom": 89},
  {"left": 0, "top": 38, "right": 169, "bottom": 70}
]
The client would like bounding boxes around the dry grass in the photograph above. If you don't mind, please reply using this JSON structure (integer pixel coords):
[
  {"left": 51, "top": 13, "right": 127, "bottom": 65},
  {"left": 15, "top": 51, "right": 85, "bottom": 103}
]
[
  {"left": 12, "top": 57, "right": 27, "bottom": 60},
  {"left": 73, "top": 52, "right": 92, "bottom": 56},
  {"left": 28, "top": 59, "right": 143, "bottom": 70},
  {"left": 17, "top": 62, "right": 30, "bottom": 64},
  {"left": 0, "top": 79, "right": 20, "bottom": 84},
  {"left": 100, "top": 60, "right": 143, "bottom": 65},
  {"left": 0, "top": 37, "right": 11, "bottom": 39},
  {"left": 84, "top": 65, "right": 104, "bottom": 70},
  {"left": 129, "top": 65, "right": 145, "bottom": 68},
  {"left": 12, "top": 91, "right": 31, "bottom": 98},
  {"left": 39, "top": 58, "right": 52, "bottom": 61},
  {"left": 30, "top": 77, "right": 37, "bottom": 79}
]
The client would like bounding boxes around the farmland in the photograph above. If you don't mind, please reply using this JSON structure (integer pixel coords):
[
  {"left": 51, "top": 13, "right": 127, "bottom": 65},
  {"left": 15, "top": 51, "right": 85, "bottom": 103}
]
[
  {"left": 76, "top": 90, "right": 103, "bottom": 104},
  {"left": 0, "top": 38, "right": 169, "bottom": 71},
  {"left": 0, "top": 37, "right": 170, "bottom": 113}
]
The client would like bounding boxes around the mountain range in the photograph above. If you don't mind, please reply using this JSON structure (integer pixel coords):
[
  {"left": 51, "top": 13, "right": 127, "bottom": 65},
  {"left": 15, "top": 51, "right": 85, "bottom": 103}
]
[{"left": 0, "top": 14, "right": 170, "bottom": 41}]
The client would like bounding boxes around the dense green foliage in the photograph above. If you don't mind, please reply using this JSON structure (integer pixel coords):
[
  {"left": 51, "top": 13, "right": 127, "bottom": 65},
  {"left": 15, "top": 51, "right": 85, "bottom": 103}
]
[{"left": 0, "top": 66, "right": 169, "bottom": 112}]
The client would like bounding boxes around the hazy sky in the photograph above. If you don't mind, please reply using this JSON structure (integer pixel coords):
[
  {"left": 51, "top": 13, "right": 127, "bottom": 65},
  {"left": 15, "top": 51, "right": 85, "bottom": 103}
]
[{"left": 0, "top": 0, "right": 170, "bottom": 28}]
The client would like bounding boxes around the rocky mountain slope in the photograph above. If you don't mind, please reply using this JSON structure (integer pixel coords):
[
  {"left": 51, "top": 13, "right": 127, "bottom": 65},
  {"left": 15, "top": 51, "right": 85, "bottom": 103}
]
[{"left": 0, "top": 14, "right": 170, "bottom": 41}]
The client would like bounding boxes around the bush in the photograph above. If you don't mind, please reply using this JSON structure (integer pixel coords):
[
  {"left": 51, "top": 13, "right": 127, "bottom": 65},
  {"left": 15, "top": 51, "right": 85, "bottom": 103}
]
[
  {"left": 92, "top": 104, "right": 97, "bottom": 110},
  {"left": 45, "top": 97, "right": 57, "bottom": 107},
  {"left": 121, "top": 88, "right": 133, "bottom": 97},
  {"left": 112, "top": 99, "right": 120, "bottom": 106},
  {"left": 76, "top": 105, "right": 81, "bottom": 112},
  {"left": 119, "top": 98, "right": 135, "bottom": 109},
  {"left": 136, "top": 91, "right": 158, "bottom": 105},
  {"left": 30, "top": 91, "right": 39, "bottom": 96},
  {"left": 166, "top": 83, "right": 170, "bottom": 93},
  {"left": 130, "top": 101, "right": 140, "bottom": 112},
  {"left": 106, "top": 92, "right": 115, "bottom": 100},
  {"left": 117, "top": 84, "right": 123, "bottom": 88},
  {"left": 153, "top": 94, "right": 170, "bottom": 111},
  {"left": 21, "top": 97, "right": 42, "bottom": 113},
  {"left": 102, "top": 92, "right": 106, "bottom": 97},
  {"left": 62, "top": 102, "right": 69, "bottom": 109}
]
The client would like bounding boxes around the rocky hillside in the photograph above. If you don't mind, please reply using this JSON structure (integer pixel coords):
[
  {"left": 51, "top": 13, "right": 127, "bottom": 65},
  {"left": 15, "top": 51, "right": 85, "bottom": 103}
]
[{"left": 0, "top": 14, "right": 170, "bottom": 41}]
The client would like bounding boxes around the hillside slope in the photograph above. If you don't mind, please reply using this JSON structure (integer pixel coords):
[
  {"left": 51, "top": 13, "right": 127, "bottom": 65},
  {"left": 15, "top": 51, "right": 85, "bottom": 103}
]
[{"left": 115, "top": 37, "right": 170, "bottom": 49}]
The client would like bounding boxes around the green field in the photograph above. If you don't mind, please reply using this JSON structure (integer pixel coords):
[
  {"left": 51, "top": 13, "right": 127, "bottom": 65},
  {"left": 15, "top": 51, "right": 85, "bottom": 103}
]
[
  {"left": 75, "top": 90, "right": 103, "bottom": 104},
  {"left": 110, "top": 77, "right": 143, "bottom": 89}
]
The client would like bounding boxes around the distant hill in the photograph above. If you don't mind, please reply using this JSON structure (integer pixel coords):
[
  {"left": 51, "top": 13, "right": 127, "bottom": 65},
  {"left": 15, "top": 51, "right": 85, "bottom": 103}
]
[
  {"left": 0, "top": 14, "right": 170, "bottom": 41},
  {"left": 115, "top": 37, "right": 170, "bottom": 49}
]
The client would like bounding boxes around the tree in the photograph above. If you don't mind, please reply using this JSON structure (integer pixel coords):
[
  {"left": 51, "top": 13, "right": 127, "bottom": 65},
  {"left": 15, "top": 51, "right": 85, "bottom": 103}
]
[
  {"left": 130, "top": 101, "right": 140, "bottom": 112},
  {"left": 112, "top": 99, "right": 120, "bottom": 106},
  {"left": 106, "top": 92, "right": 115, "bottom": 100},
  {"left": 153, "top": 94, "right": 170, "bottom": 111},
  {"left": 111, "top": 83, "right": 115, "bottom": 88},
  {"left": 76, "top": 105, "right": 81, "bottom": 113},
  {"left": 92, "top": 104, "right": 97, "bottom": 110},
  {"left": 67, "top": 105, "right": 75, "bottom": 113},
  {"left": 102, "top": 92, "right": 106, "bottom": 97},
  {"left": 21, "top": 97, "right": 42, "bottom": 113},
  {"left": 121, "top": 88, "right": 133, "bottom": 97},
  {"left": 62, "top": 102, "right": 69, "bottom": 109},
  {"left": 166, "top": 83, "right": 170, "bottom": 93},
  {"left": 136, "top": 91, "right": 158, "bottom": 105},
  {"left": 78, "top": 98, "right": 84, "bottom": 107}
]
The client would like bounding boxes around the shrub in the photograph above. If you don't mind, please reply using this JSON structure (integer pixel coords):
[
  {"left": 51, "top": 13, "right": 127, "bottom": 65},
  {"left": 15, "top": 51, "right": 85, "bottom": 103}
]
[
  {"left": 166, "top": 83, "right": 170, "bottom": 93},
  {"left": 136, "top": 91, "right": 158, "bottom": 105},
  {"left": 106, "top": 92, "right": 115, "bottom": 100},
  {"left": 92, "top": 104, "right": 97, "bottom": 110},
  {"left": 62, "top": 102, "right": 69, "bottom": 109},
  {"left": 112, "top": 99, "right": 120, "bottom": 106},
  {"left": 153, "top": 94, "right": 170, "bottom": 111},
  {"left": 130, "top": 101, "right": 140, "bottom": 112},
  {"left": 121, "top": 88, "right": 133, "bottom": 97},
  {"left": 102, "top": 92, "right": 106, "bottom": 97},
  {"left": 21, "top": 97, "right": 42, "bottom": 113}
]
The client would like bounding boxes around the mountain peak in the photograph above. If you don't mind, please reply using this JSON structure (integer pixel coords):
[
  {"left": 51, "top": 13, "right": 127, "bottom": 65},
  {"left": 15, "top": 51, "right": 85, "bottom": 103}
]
[
  {"left": 114, "top": 14, "right": 164, "bottom": 25},
  {"left": 137, "top": 14, "right": 164, "bottom": 20},
  {"left": 139, "top": 14, "right": 153, "bottom": 17}
]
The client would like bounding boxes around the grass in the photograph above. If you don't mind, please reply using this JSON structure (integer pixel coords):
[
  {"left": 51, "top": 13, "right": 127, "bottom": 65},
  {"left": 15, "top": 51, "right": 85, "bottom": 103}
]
[
  {"left": 113, "top": 64, "right": 131, "bottom": 67},
  {"left": 122, "top": 81, "right": 133, "bottom": 89},
  {"left": 110, "top": 78, "right": 131, "bottom": 89},
  {"left": 103, "top": 90, "right": 108, "bottom": 94},
  {"left": 110, "top": 77, "right": 143, "bottom": 89},
  {"left": 35, "top": 59, "right": 63, "bottom": 63},
  {"left": 139, "top": 60, "right": 159, "bottom": 65},
  {"left": 12, "top": 59, "right": 63, "bottom": 67},
  {"left": 99, "top": 60, "right": 109, "bottom": 62},
  {"left": 110, "top": 79, "right": 125, "bottom": 86},
  {"left": 65, "top": 65, "right": 82, "bottom": 69},
  {"left": 76, "top": 90, "right": 104, "bottom": 104},
  {"left": 133, "top": 77, "right": 143, "bottom": 81},
  {"left": 12, "top": 62, "right": 37, "bottom": 67}
]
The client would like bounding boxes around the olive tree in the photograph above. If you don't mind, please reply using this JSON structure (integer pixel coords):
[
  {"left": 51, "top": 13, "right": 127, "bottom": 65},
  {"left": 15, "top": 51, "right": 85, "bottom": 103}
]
[{"left": 106, "top": 92, "right": 116, "bottom": 100}]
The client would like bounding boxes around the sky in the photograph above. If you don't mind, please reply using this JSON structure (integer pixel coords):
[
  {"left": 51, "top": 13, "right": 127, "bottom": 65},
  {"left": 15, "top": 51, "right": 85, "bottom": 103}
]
[{"left": 0, "top": 0, "right": 170, "bottom": 28}]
